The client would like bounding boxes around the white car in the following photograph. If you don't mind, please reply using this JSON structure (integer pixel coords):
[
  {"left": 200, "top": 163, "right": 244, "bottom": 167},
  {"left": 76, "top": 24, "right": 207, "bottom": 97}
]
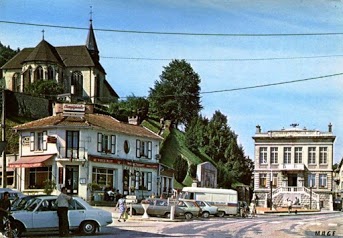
[
  {"left": 195, "top": 200, "right": 219, "bottom": 218},
  {"left": 11, "top": 195, "right": 112, "bottom": 236}
]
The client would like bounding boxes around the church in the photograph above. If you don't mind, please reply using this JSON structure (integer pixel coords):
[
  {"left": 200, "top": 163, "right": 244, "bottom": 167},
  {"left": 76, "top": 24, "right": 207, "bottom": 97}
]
[{"left": 1, "top": 19, "right": 118, "bottom": 104}]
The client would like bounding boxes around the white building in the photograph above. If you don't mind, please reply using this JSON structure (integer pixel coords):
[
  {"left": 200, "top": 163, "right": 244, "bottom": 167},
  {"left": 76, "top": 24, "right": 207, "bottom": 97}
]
[
  {"left": 9, "top": 103, "right": 164, "bottom": 201},
  {"left": 253, "top": 124, "right": 335, "bottom": 210}
]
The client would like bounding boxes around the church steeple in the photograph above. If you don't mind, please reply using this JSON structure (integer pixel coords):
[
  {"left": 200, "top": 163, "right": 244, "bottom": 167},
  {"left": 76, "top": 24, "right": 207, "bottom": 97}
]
[{"left": 86, "top": 8, "right": 99, "bottom": 62}]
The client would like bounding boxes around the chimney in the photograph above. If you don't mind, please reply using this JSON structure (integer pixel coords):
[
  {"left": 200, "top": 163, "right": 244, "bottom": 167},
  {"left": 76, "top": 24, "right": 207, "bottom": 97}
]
[
  {"left": 128, "top": 116, "right": 139, "bottom": 125},
  {"left": 256, "top": 125, "right": 261, "bottom": 133},
  {"left": 328, "top": 123, "right": 332, "bottom": 133}
]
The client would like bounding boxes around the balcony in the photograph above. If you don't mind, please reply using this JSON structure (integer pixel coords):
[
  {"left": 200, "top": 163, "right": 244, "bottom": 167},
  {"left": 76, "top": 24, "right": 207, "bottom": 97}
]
[{"left": 279, "top": 163, "right": 305, "bottom": 171}]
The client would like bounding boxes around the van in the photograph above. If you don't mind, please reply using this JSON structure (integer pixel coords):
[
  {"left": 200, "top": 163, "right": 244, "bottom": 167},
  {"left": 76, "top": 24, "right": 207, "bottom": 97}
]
[{"left": 180, "top": 187, "right": 238, "bottom": 216}]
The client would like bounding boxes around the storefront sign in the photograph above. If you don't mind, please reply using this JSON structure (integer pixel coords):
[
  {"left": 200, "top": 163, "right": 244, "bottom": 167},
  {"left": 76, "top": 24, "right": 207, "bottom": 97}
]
[{"left": 89, "top": 156, "right": 158, "bottom": 169}]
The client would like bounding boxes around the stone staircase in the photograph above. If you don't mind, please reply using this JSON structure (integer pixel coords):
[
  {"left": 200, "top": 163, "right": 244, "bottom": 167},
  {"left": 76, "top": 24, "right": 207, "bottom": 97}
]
[{"left": 272, "top": 187, "right": 319, "bottom": 209}]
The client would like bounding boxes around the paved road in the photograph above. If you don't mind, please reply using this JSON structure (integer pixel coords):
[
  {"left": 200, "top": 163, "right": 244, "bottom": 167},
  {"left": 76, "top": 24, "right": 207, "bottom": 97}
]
[{"left": 21, "top": 212, "right": 343, "bottom": 238}]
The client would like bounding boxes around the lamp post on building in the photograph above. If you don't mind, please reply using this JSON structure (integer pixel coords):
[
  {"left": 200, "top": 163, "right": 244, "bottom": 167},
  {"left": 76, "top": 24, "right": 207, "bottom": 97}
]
[
  {"left": 270, "top": 170, "right": 273, "bottom": 210},
  {"left": 310, "top": 179, "right": 313, "bottom": 210}
]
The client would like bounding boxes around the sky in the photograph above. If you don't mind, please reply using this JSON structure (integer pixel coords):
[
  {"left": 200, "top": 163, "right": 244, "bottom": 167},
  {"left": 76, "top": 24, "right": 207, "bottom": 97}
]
[{"left": 0, "top": 0, "right": 342, "bottom": 163}]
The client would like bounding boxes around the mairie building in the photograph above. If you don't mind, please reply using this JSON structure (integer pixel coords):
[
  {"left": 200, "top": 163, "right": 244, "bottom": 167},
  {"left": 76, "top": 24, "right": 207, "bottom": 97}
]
[{"left": 253, "top": 124, "right": 335, "bottom": 210}]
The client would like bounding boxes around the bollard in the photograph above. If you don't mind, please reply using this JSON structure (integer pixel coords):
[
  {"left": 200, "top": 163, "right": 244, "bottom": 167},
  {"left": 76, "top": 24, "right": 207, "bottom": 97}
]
[{"left": 170, "top": 205, "right": 175, "bottom": 220}]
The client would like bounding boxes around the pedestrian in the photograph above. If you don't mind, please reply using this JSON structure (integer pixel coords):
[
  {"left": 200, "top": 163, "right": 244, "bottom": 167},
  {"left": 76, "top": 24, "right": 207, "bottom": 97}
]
[
  {"left": 56, "top": 187, "right": 72, "bottom": 237},
  {"left": 287, "top": 199, "right": 292, "bottom": 214},
  {"left": 0, "top": 192, "right": 11, "bottom": 232},
  {"left": 250, "top": 202, "right": 256, "bottom": 217},
  {"left": 116, "top": 194, "right": 126, "bottom": 222}
]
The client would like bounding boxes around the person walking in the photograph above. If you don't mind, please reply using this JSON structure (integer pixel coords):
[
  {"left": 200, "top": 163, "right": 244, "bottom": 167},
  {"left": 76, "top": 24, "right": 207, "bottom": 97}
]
[
  {"left": 116, "top": 194, "right": 126, "bottom": 222},
  {"left": 287, "top": 199, "right": 292, "bottom": 214},
  {"left": 0, "top": 192, "right": 11, "bottom": 233},
  {"left": 56, "top": 187, "right": 72, "bottom": 237}
]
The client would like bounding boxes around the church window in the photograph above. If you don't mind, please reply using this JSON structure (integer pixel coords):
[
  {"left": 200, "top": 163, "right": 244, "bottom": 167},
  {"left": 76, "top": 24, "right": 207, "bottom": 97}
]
[
  {"left": 35, "top": 66, "right": 44, "bottom": 81},
  {"left": 71, "top": 71, "right": 83, "bottom": 97},
  {"left": 12, "top": 73, "right": 20, "bottom": 92},
  {"left": 47, "top": 66, "right": 54, "bottom": 80}
]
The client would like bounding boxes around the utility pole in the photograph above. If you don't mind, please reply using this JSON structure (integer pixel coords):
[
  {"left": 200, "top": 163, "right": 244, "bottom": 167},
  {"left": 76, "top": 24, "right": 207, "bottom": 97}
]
[{"left": 1, "top": 89, "right": 6, "bottom": 188}]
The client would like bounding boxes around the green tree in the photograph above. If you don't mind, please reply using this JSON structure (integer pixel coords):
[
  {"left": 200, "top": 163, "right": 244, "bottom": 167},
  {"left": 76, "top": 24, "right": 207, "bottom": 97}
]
[
  {"left": 25, "top": 80, "right": 64, "bottom": 100},
  {"left": 0, "top": 42, "right": 19, "bottom": 68},
  {"left": 173, "top": 155, "right": 188, "bottom": 183},
  {"left": 108, "top": 95, "right": 149, "bottom": 123},
  {"left": 148, "top": 59, "right": 202, "bottom": 127}
]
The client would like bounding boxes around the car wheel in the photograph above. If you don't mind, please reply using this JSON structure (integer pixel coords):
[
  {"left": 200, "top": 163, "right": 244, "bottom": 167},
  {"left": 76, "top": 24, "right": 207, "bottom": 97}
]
[
  {"left": 202, "top": 211, "right": 210, "bottom": 218},
  {"left": 80, "top": 221, "right": 97, "bottom": 235},
  {"left": 164, "top": 212, "right": 171, "bottom": 218},
  {"left": 184, "top": 212, "right": 193, "bottom": 220},
  {"left": 13, "top": 221, "right": 24, "bottom": 237},
  {"left": 217, "top": 211, "right": 225, "bottom": 217}
]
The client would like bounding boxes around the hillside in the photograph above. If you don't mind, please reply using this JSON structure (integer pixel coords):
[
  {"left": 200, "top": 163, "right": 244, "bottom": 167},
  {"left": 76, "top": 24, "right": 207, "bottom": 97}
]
[{"left": 142, "top": 118, "right": 216, "bottom": 189}]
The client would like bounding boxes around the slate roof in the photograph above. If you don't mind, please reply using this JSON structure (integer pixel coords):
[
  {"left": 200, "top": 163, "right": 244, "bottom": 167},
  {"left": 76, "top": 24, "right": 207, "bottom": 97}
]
[
  {"left": 13, "top": 113, "right": 163, "bottom": 140},
  {"left": 23, "top": 40, "right": 64, "bottom": 65},
  {"left": 1, "top": 42, "right": 105, "bottom": 73}
]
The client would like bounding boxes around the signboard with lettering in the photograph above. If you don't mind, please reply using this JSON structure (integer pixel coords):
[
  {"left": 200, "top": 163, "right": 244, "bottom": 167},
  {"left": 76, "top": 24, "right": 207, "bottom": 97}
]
[
  {"left": 62, "top": 104, "right": 86, "bottom": 117},
  {"left": 22, "top": 137, "right": 30, "bottom": 146}
]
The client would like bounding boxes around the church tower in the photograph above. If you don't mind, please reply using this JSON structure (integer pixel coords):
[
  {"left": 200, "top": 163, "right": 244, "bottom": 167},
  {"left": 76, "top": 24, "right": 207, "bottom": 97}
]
[{"left": 86, "top": 17, "right": 99, "bottom": 62}]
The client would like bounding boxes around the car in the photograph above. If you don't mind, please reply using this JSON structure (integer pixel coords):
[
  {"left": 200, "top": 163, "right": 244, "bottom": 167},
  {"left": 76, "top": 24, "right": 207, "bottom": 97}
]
[
  {"left": 11, "top": 194, "right": 49, "bottom": 211},
  {"left": 11, "top": 195, "right": 112, "bottom": 236},
  {"left": 195, "top": 200, "right": 219, "bottom": 218},
  {"left": 176, "top": 199, "right": 202, "bottom": 220},
  {"left": 0, "top": 188, "right": 25, "bottom": 204},
  {"left": 127, "top": 198, "right": 185, "bottom": 219}
]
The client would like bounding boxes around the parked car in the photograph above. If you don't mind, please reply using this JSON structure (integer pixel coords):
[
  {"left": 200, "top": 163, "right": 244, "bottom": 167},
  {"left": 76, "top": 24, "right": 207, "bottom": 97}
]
[
  {"left": 127, "top": 199, "right": 185, "bottom": 219},
  {"left": 195, "top": 200, "right": 219, "bottom": 218},
  {"left": 11, "top": 194, "right": 48, "bottom": 211},
  {"left": 177, "top": 199, "right": 202, "bottom": 220},
  {"left": 0, "top": 188, "right": 25, "bottom": 203},
  {"left": 11, "top": 195, "right": 112, "bottom": 236}
]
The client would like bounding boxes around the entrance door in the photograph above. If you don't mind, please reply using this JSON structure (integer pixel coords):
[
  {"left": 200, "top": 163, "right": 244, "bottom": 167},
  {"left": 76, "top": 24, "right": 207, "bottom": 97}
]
[
  {"left": 65, "top": 165, "right": 79, "bottom": 194},
  {"left": 288, "top": 174, "right": 297, "bottom": 187}
]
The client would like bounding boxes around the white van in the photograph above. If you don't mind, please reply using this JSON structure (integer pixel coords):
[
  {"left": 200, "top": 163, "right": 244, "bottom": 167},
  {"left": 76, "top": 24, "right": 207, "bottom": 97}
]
[{"left": 180, "top": 187, "right": 238, "bottom": 216}]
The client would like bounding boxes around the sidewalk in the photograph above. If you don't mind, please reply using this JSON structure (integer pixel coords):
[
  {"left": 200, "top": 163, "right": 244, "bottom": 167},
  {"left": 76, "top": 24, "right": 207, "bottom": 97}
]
[{"left": 256, "top": 206, "right": 339, "bottom": 216}]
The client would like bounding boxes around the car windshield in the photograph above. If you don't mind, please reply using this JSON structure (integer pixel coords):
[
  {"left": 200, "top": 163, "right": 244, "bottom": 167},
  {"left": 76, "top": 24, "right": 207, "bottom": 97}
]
[{"left": 25, "top": 198, "right": 42, "bottom": 211}]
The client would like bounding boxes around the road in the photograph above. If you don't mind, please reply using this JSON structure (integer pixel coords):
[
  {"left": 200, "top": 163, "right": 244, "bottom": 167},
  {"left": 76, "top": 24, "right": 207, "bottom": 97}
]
[{"left": 23, "top": 213, "right": 343, "bottom": 238}]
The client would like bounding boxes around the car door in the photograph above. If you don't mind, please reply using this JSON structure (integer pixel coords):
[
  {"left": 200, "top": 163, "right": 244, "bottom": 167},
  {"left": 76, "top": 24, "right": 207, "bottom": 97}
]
[
  {"left": 68, "top": 199, "right": 86, "bottom": 228},
  {"left": 32, "top": 198, "right": 58, "bottom": 230}
]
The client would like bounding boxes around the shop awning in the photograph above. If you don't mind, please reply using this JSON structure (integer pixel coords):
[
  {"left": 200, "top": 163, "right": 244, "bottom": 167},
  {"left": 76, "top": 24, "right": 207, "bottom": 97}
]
[{"left": 8, "top": 154, "right": 54, "bottom": 168}]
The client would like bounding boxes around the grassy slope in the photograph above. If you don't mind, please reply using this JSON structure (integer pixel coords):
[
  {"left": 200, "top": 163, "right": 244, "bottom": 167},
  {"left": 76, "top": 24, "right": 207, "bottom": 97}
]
[{"left": 142, "top": 118, "right": 216, "bottom": 189}]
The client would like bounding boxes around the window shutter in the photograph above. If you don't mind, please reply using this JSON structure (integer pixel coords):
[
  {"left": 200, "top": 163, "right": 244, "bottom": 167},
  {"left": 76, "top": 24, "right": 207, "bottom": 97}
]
[
  {"left": 148, "top": 141, "right": 152, "bottom": 159},
  {"left": 43, "top": 131, "right": 47, "bottom": 151},
  {"left": 111, "top": 135, "right": 116, "bottom": 154},
  {"left": 97, "top": 133, "right": 102, "bottom": 152},
  {"left": 30, "top": 132, "right": 35, "bottom": 151},
  {"left": 136, "top": 140, "right": 141, "bottom": 158}
]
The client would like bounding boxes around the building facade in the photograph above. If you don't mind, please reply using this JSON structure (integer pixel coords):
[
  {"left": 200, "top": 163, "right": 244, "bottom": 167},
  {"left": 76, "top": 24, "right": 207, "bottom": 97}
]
[
  {"left": 253, "top": 124, "right": 335, "bottom": 210},
  {"left": 9, "top": 103, "right": 168, "bottom": 200},
  {"left": 1, "top": 20, "right": 118, "bottom": 104}
]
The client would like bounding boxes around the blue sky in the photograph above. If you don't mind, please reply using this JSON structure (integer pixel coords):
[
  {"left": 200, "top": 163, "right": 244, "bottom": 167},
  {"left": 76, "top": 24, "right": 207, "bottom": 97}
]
[{"left": 1, "top": 0, "right": 342, "bottom": 163}]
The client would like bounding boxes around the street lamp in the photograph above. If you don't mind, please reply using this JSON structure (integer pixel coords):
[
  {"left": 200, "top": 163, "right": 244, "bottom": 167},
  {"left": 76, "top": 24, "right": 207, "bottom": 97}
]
[
  {"left": 309, "top": 179, "right": 313, "bottom": 210},
  {"left": 270, "top": 170, "right": 273, "bottom": 210}
]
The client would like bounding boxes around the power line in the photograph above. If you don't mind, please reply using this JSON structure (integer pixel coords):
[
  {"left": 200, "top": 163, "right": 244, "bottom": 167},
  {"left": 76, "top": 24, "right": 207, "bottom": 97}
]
[
  {"left": 1, "top": 20, "right": 343, "bottom": 37},
  {"left": 101, "top": 54, "right": 343, "bottom": 62},
  {"left": 201, "top": 72, "right": 343, "bottom": 95}
]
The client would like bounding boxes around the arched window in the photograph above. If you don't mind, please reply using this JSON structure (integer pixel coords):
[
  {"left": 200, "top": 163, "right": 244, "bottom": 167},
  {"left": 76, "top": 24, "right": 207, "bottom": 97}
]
[
  {"left": 34, "top": 66, "right": 44, "bottom": 81},
  {"left": 71, "top": 71, "right": 83, "bottom": 97},
  {"left": 47, "top": 66, "right": 54, "bottom": 80},
  {"left": 12, "top": 73, "right": 21, "bottom": 92},
  {"left": 23, "top": 66, "right": 32, "bottom": 92}
]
